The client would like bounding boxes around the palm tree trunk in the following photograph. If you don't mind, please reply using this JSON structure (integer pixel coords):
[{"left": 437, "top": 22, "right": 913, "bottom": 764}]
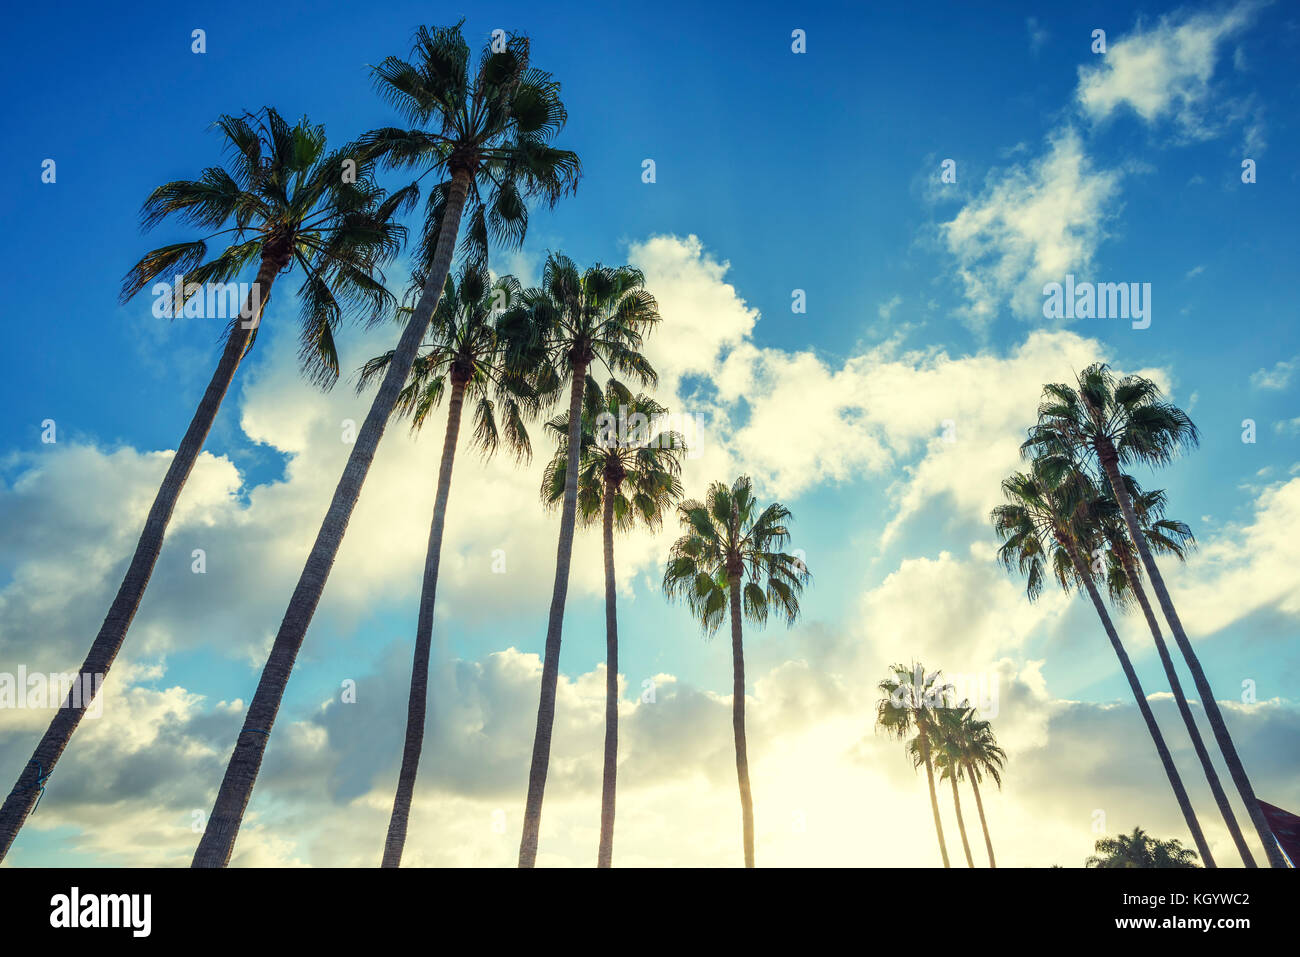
[
  {"left": 191, "top": 169, "right": 473, "bottom": 868},
  {"left": 1058, "top": 531, "right": 1216, "bottom": 867},
  {"left": 949, "top": 774, "right": 974, "bottom": 866},
  {"left": 518, "top": 356, "right": 589, "bottom": 867},
  {"left": 0, "top": 256, "right": 283, "bottom": 862},
  {"left": 1098, "top": 448, "right": 1286, "bottom": 867},
  {"left": 1118, "top": 549, "right": 1255, "bottom": 866},
  {"left": 596, "top": 476, "right": 618, "bottom": 868},
  {"left": 727, "top": 576, "right": 755, "bottom": 867},
  {"left": 920, "top": 735, "right": 949, "bottom": 867},
  {"left": 379, "top": 374, "right": 468, "bottom": 868},
  {"left": 966, "top": 762, "right": 996, "bottom": 867}
]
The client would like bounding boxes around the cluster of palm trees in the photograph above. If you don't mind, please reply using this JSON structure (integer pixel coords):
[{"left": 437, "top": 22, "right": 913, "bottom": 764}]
[
  {"left": 0, "top": 22, "right": 812, "bottom": 870},
  {"left": 876, "top": 663, "right": 1006, "bottom": 867},
  {"left": 0, "top": 22, "right": 1281, "bottom": 873},
  {"left": 993, "top": 363, "right": 1288, "bottom": 869}
]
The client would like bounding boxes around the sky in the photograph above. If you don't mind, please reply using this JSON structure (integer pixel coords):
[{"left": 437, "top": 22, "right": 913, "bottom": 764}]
[{"left": 0, "top": 0, "right": 1298, "bottom": 867}]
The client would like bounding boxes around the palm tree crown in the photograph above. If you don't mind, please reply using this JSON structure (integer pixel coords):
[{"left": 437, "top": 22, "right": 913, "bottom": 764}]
[
  {"left": 123, "top": 107, "right": 407, "bottom": 386},
  {"left": 1024, "top": 362, "right": 1199, "bottom": 471},
  {"left": 1086, "top": 827, "right": 1200, "bottom": 868},
  {"left": 508, "top": 253, "right": 661, "bottom": 399},
  {"left": 358, "top": 262, "right": 541, "bottom": 455},
  {"left": 541, "top": 380, "right": 685, "bottom": 528},
  {"left": 662, "top": 476, "right": 809, "bottom": 633},
  {"left": 876, "top": 663, "right": 952, "bottom": 743},
  {"left": 932, "top": 705, "right": 1006, "bottom": 791},
  {"left": 362, "top": 22, "right": 581, "bottom": 284}
]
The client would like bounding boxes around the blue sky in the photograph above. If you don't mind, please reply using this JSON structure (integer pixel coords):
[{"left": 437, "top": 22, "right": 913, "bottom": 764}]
[{"left": 1, "top": 0, "right": 1298, "bottom": 867}]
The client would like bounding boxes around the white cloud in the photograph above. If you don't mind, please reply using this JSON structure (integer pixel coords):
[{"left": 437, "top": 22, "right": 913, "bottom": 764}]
[
  {"left": 856, "top": 550, "right": 1067, "bottom": 677},
  {"left": 1171, "top": 476, "right": 1300, "bottom": 636},
  {"left": 627, "top": 234, "right": 757, "bottom": 395},
  {"left": 3, "top": 234, "right": 1297, "bottom": 871},
  {"left": 941, "top": 129, "right": 1122, "bottom": 325},
  {"left": 1076, "top": 2, "right": 1261, "bottom": 138},
  {"left": 1250, "top": 356, "right": 1296, "bottom": 390}
]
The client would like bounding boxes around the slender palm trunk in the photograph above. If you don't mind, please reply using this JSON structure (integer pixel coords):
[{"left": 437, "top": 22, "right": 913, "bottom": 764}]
[
  {"left": 1058, "top": 531, "right": 1216, "bottom": 866},
  {"left": 1118, "top": 549, "right": 1255, "bottom": 866},
  {"left": 966, "top": 762, "right": 996, "bottom": 867},
  {"left": 596, "top": 477, "right": 618, "bottom": 868},
  {"left": 920, "top": 735, "right": 949, "bottom": 867},
  {"left": 518, "top": 356, "right": 589, "bottom": 867},
  {"left": 379, "top": 375, "right": 468, "bottom": 867},
  {"left": 191, "top": 170, "right": 473, "bottom": 868},
  {"left": 1098, "top": 447, "right": 1286, "bottom": 868},
  {"left": 0, "top": 256, "right": 284, "bottom": 862},
  {"left": 727, "top": 576, "right": 755, "bottom": 867},
  {"left": 949, "top": 774, "right": 974, "bottom": 866}
]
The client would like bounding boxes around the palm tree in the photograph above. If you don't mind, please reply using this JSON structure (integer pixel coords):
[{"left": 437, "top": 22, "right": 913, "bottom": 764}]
[
  {"left": 1094, "top": 477, "right": 1257, "bottom": 867},
  {"left": 1027, "top": 364, "right": 1284, "bottom": 867},
  {"left": 931, "top": 705, "right": 982, "bottom": 867},
  {"left": 991, "top": 463, "right": 1216, "bottom": 866},
  {"left": 358, "top": 263, "right": 541, "bottom": 867},
  {"left": 662, "top": 476, "right": 810, "bottom": 867},
  {"left": 191, "top": 24, "right": 579, "bottom": 868},
  {"left": 515, "top": 255, "right": 661, "bottom": 867},
  {"left": 0, "top": 108, "right": 405, "bottom": 861},
  {"left": 953, "top": 708, "right": 1005, "bottom": 868},
  {"left": 540, "top": 380, "right": 686, "bottom": 866},
  {"left": 1086, "top": 826, "right": 1200, "bottom": 868},
  {"left": 877, "top": 663, "right": 954, "bottom": 867}
]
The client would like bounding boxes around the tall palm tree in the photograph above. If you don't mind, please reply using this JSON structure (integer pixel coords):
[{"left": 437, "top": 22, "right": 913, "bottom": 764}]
[
  {"left": 930, "top": 705, "right": 978, "bottom": 867},
  {"left": 1094, "top": 477, "right": 1256, "bottom": 867},
  {"left": 1026, "top": 363, "right": 1285, "bottom": 867},
  {"left": 0, "top": 109, "right": 405, "bottom": 861},
  {"left": 514, "top": 255, "right": 661, "bottom": 867},
  {"left": 991, "top": 464, "right": 1216, "bottom": 866},
  {"left": 541, "top": 380, "right": 685, "bottom": 866},
  {"left": 662, "top": 476, "right": 810, "bottom": 867},
  {"left": 357, "top": 263, "right": 541, "bottom": 867},
  {"left": 192, "top": 24, "right": 579, "bottom": 868},
  {"left": 876, "top": 663, "right": 953, "bottom": 867},
  {"left": 1086, "top": 826, "right": 1200, "bottom": 868},
  {"left": 953, "top": 708, "right": 1005, "bottom": 868}
]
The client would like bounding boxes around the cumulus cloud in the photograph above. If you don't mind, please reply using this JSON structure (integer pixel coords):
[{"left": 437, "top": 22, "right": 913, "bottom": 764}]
[
  {"left": 1169, "top": 476, "right": 1300, "bottom": 637},
  {"left": 11, "top": 620, "right": 1291, "bottom": 868},
  {"left": 2, "top": 233, "right": 1296, "bottom": 870},
  {"left": 1076, "top": 1, "right": 1262, "bottom": 139},
  {"left": 940, "top": 129, "right": 1122, "bottom": 326}
]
